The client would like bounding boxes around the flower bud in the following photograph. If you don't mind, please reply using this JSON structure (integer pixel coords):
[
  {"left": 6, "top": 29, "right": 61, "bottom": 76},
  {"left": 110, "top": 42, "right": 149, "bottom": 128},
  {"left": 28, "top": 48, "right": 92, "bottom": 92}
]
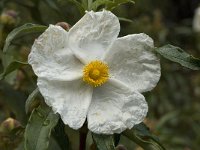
[
  {"left": 0, "top": 118, "right": 20, "bottom": 133},
  {"left": 0, "top": 10, "right": 18, "bottom": 27},
  {"left": 56, "top": 22, "right": 71, "bottom": 31},
  {"left": 193, "top": 6, "right": 200, "bottom": 32}
]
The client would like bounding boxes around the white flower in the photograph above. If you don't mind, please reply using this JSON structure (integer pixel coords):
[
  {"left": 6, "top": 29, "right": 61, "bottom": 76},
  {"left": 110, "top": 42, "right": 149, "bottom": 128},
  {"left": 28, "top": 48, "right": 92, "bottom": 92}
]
[
  {"left": 193, "top": 6, "right": 200, "bottom": 32},
  {"left": 28, "top": 10, "right": 161, "bottom": 134}
]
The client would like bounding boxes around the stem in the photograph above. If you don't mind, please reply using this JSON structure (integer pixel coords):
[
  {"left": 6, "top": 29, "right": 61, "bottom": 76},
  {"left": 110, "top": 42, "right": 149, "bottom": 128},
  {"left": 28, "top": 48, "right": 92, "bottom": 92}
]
[{"left": 79, "top": 124, "right": 88, "bottom": 150}]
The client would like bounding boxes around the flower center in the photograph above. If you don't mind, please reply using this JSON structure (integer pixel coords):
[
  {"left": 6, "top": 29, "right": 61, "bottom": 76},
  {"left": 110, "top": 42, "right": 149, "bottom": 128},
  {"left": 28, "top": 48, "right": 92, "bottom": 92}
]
[
  {"left": 83, "top": 60, "right": 109, "bottom": 87},
  {"left": 90, "top": 69, "right": 100, "bottom": 79}
]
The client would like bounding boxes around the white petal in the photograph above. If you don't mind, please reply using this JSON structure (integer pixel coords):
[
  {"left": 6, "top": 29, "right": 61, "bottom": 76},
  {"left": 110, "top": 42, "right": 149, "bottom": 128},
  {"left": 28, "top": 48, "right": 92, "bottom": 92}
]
[
  {"left": 28, "top": 25, "right": 83, "bottom": 81},
  {"left": 104, "top": 33, "right": 161, "bottom": 93},
  {"left": 68, "top": 10, "right": 120, "bottom": 63},
  {"left": 37, "top": 78, "right": 93, "bottom": 129},
  {"left": 193, "top": 7, "right": 200, "bottom": 32},
  {"left": 87, "top": 79, "right": 148, "bottom": 134}
]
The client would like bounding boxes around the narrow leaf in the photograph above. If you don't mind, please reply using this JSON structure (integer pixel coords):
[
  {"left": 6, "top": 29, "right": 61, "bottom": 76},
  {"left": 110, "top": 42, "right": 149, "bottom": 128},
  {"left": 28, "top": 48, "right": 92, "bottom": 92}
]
[
  {"left": 92, "top": 133, "right": 115, "bottom": 150},
  {"left": 88, "top": 0, "right": 93, "bottom": 10},
  {"left": 106, "top": 0, "right": 135, "bottom": 10},
  {"left": 68, "top": 0, "right": 85, "bottom": 15},
  {"left": 3, "top": 23, "right": 47, "bottom": 53},
  {"left": 24, "top": 105, "right": 59, "bottom": 150},
  {"left": 0, "top": 60, "right": 28, "bottom": 80},
  {"left": 123, "top": 123, "right": 165, "bottom": 150},
  {"left": 155, "top": 44, "right": 200, "bottom": 70},
  {"left": 118, "top": 17, "right": 133, "bottom": 23},
  {"left": 43, "top": 0, "right": 62, "bottom": 15},
  {"left": 25, "top": 88, "right": 40, "bottom": 114},
  {"left": 81, "top": 0, "right": 88, "bottom": 9},
  {"left": 91, "top": 0, "right": 112, "bottom": 11}
]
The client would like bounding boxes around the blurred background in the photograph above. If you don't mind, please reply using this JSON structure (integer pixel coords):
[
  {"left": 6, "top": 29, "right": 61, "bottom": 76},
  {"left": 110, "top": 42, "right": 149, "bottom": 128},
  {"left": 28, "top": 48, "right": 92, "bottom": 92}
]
[{"left": 0, "top": 0, "right": 200, "bottom": 149}]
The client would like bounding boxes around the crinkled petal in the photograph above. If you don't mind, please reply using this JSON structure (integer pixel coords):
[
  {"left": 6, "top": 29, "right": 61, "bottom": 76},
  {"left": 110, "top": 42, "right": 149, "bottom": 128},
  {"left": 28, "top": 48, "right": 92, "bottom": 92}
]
[
  {"left": 68, "top": 10, "right": 120, "bottom": 63},
  {"left": 28, "top": 25, "right": 83, "bottom": 81},
  {"left": 87, "top": 79, "right": 148, "bottom": 134},
  {"left": 37, "top": 78, "right": 93, "bottom": 129},
  {"left": 104, "top": 33, "right": 161, "bottom": 93}
]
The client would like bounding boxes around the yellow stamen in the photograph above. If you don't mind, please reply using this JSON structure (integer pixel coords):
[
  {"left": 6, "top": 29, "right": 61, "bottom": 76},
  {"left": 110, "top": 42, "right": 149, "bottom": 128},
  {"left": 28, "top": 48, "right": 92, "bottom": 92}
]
[{"left": 83, "top": 60, "right": 109, "bottom": 87}]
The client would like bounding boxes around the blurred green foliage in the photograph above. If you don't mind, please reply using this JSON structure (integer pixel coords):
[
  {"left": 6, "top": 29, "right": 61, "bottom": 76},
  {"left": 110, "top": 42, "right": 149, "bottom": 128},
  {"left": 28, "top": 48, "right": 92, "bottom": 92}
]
[{"left": 0, "top": 0, "right": 200, "bottom": 150}]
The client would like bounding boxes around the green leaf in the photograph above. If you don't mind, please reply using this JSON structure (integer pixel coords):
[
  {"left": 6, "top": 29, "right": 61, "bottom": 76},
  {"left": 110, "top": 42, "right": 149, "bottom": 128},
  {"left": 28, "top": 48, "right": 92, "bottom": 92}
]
[
  {"left": 92, "top": 133, "right": 115, "bottom": 150},
  {"left": 24, "top": 105, "right": 59, "bottom": 150},
  {"left": 25, "top": 88, "right": 40, "bottom": 114},
  {"left": 155, "top": 44, "right": 200, "bottom": 70},
  {"left": 106, "top": 0, "right": 135, "bottom": 10},
  {"left": 0, "top": 60, "right": 28, "bottom": 80},
  {"left": 123, "top": 123, "right": 165, "bottom": 150},
  {"left": 3, "top": 23, "right": 47, "bottom": 53}
]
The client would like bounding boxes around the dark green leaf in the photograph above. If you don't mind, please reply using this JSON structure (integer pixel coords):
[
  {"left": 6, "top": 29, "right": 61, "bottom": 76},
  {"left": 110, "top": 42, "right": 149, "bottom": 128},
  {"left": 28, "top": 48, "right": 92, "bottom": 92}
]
[
  {"left": 92, "top": 133, "right": 115, "bottom": 150},
  {"left": 3, "top": 23, "right": 47, "bottom": 53},
  {"left": 24, "top": 105, "right": 59, "bottom": 150},
  {"left": 155, "top": 44, "right": 200, "bottom": 70},
  {"left": 25, "top": 88, "right": 40, "bottom": 114},
  {"left": 0, "top": 60, "right": 28, "bottom": 80},
  {"left": 123, "top": 123, "right": 165, "bottom": 150}
]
